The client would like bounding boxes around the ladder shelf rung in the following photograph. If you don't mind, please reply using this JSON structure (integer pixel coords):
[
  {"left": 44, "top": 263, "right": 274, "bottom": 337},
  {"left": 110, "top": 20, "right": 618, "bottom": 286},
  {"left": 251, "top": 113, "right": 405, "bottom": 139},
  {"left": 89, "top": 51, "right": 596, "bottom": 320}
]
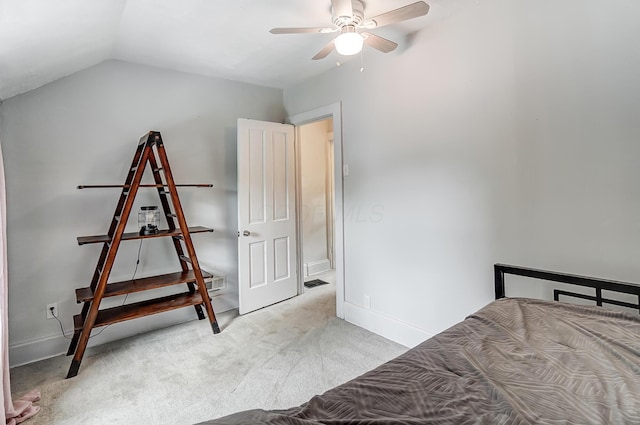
[
  {"left": 77, "top": 226, "right": 213, "bottom": 245},
  {"left": 75, "top": 270, "right": 213, "bottom": 303},
  {"left": 73, "top": 292, "right": 207, "bottom": 330}
]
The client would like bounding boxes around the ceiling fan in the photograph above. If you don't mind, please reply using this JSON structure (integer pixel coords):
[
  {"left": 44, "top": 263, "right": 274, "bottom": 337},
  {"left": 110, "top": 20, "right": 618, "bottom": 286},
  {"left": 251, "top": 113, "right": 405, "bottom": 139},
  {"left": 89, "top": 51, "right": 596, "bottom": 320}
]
[{"left": 270, "top": 0, "right": 430, "bottom": 60}]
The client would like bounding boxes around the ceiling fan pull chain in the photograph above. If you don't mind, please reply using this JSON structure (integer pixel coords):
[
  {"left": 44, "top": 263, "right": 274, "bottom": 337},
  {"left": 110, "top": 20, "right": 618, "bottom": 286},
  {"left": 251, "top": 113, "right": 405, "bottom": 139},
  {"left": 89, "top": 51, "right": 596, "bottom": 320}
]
[{"left": 360, "top": 49, "right": 365, "bottom": 72}]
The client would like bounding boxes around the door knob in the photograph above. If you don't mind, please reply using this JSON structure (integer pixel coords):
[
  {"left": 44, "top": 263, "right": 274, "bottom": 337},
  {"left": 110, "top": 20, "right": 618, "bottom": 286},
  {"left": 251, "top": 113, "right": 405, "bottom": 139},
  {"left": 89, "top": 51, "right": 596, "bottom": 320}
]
[{"left": 243, "top": 230, "right": 251, "bottom": 236}]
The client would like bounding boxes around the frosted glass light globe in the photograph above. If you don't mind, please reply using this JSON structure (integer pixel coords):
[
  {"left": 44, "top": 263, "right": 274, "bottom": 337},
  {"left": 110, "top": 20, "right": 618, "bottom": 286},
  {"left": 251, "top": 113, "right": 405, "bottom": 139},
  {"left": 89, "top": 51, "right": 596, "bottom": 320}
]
[{"left": 335, "top": 32, "right": 364, "bottom": 56}]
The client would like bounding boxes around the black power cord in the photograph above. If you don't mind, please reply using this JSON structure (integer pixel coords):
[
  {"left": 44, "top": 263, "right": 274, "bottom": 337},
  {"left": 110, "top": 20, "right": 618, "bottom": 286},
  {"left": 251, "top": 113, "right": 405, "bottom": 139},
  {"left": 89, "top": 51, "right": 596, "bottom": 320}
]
[
  {"left": 51, "top": 307, "right": 72, "bottom": 339},
  {"left": 54, "top": 239, "right": 144, "bottom": 340}
]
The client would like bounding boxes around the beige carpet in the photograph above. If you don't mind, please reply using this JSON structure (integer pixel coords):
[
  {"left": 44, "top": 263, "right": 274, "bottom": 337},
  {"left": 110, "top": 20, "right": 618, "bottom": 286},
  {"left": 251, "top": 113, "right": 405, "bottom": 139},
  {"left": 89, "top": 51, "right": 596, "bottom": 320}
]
[{"left": 10, "top": 279, "right": 407, "bottom": 425}]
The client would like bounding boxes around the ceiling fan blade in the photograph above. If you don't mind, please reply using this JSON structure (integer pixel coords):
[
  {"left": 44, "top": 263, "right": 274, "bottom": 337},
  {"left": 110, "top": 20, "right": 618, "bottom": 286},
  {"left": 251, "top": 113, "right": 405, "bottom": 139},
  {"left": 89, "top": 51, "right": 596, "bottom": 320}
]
[
  {"left": 331, "top": 0, "right": 353, "bottom": 19},
  {"left": 362, "top": 1, "right": 429, "bottom": 29},
  {"left": 362, "top": 32, "right": 398, "bottom": 53},
  {"left": 312, "top": 40, "right": 336, "bottom": 60},
  {"left": 270, "top": 27, "right": 336, "bottom": 34}
]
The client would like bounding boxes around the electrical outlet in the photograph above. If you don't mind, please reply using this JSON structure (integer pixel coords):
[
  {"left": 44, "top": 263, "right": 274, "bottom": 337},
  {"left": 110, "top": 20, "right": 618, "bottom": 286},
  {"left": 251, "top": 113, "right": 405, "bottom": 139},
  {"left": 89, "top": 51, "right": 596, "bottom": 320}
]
[
  {"left": 46, "top": 303, "right": 58, "bottom": 320},
  {"left": 364, "top": 295, "right": 371, "bottom": 309}
]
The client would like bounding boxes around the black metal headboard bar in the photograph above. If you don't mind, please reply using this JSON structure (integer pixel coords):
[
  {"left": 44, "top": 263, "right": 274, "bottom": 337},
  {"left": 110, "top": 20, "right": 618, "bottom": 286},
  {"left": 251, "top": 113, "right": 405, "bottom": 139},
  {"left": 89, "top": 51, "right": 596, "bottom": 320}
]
[{"left": 494, "top": 264, "right": 640, "bottom": 310}]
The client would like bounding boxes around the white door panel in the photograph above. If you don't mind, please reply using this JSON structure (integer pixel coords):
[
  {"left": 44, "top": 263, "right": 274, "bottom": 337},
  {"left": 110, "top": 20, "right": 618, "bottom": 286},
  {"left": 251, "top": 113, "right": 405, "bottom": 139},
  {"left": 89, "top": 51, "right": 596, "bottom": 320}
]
[{"left": 238, "top": 119, "right": 297, "bottom": 314}]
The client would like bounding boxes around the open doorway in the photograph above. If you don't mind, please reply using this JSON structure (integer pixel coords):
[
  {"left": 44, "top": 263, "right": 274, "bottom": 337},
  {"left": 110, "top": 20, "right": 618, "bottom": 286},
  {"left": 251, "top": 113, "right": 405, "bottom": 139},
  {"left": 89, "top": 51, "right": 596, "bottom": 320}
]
[
  {"left": 289, "top": 102, "right": 345, "bottom": 319},
  {"left": 298, "top": 118, "right": 335, "bottom": 289}
]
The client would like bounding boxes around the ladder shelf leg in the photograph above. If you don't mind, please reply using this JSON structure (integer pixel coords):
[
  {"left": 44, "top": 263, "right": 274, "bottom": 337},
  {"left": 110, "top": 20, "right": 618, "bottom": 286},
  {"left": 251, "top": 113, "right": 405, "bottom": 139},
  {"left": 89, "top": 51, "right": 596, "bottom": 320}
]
[
  {"left": 66, "top": 330, "right": 81, "bottom": 356},
  {"left": 155, "top": 136, "right": 220, "bottom": 334}
]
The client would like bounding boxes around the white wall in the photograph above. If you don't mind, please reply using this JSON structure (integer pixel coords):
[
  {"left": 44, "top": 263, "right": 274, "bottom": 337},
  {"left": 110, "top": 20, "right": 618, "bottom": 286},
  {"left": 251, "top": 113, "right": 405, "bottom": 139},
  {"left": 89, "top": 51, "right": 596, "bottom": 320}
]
[
  {"left": 284, "top": 0, "right": 640, "bottom": 346},
  {"left": 0, "top": 59, "right": 285, "bottom": 366},
  {"left": 511, "top": 0, "right": 640, "bottom": 281},
  {"left": 300, "top": 119, "right": 330, "bottom": 273}
]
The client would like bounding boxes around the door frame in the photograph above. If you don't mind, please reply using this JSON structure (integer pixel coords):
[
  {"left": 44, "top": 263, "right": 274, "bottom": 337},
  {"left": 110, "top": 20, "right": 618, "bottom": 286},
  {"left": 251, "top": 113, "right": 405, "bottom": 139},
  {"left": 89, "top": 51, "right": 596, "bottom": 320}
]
[
  {"left": 288, "top": 102, "right": 345, "bottom": 319},
  {"left": 326, "top": 131, "right": 335, "bottom": 270}
]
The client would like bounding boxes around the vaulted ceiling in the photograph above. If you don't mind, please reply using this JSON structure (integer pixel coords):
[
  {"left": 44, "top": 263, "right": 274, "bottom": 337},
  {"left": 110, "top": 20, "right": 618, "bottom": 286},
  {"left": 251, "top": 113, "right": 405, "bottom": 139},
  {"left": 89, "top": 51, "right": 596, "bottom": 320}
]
[{"left": 0, "top": 0, "right": 472, "bottom": 100}]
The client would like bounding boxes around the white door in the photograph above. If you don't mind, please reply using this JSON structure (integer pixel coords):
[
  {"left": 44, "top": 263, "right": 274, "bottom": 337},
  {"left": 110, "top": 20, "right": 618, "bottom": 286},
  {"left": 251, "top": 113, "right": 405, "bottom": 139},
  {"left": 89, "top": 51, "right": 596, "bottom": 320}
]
[{"left": 237, "top": 118, "right": 298, "bottom": 314}]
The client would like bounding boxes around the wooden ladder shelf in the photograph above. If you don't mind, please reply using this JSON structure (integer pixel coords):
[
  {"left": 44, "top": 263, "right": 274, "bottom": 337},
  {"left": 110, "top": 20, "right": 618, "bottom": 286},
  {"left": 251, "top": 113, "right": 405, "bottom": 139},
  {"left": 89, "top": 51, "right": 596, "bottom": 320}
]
[{"left": 66, "top": 131, "right": 220, "bottom": 378}]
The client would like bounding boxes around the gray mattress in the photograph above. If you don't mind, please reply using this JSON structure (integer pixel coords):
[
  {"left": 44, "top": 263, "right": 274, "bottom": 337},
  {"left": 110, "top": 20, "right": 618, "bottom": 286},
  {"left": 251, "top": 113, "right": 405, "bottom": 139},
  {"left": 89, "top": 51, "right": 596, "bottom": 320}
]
[{"left": 199, "top": 298, "right": 640, "bottom": 424}]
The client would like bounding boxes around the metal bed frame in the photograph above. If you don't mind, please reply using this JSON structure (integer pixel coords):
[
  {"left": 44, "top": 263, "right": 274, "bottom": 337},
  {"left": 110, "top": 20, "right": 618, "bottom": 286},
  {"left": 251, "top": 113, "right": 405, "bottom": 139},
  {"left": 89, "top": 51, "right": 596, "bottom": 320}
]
[{"left": 494, "top": 263, "right": 640, "bottom": 312}]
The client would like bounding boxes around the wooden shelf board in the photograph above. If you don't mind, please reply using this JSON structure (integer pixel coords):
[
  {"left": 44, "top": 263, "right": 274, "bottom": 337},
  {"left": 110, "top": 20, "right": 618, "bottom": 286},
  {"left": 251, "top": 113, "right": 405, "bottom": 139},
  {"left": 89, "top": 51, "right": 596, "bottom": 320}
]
[
  {"left": 75, "top": 270, "right": 213, "bottom": 303},
  {"left": 73, "top": 292, "right": 205, "bottom": 330},
  {"left": 77, "top": 226, "right": 213, "bottom": 245}
]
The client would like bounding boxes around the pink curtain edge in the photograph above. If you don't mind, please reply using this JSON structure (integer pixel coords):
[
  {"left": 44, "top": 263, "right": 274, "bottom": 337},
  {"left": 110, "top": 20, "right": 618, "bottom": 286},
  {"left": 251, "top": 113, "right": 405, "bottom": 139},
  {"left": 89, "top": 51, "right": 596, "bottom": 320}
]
[
  {"left": 0, "top": 133, "right": 41, "bottom": 424},
  {"left": 5, "top": 390, "right": 41, "bottom": 425}
]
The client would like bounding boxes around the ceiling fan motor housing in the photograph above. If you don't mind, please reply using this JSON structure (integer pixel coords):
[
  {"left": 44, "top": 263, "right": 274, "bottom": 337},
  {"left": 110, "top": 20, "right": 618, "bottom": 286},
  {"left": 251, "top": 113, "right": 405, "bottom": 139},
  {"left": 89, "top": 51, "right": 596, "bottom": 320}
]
[{"left": 332, "top": 0, "right": 365, "bottom": 27}]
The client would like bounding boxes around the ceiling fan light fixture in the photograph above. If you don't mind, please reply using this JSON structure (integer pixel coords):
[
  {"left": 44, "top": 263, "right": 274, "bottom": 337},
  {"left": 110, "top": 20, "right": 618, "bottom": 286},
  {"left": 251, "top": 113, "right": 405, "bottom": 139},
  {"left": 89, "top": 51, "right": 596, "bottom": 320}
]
[
  {"left": 335, "top": 29, "right": 363, "bottom": 56},
  {"left": 270, "top": 1, "right": 430, "bottom": 60}
]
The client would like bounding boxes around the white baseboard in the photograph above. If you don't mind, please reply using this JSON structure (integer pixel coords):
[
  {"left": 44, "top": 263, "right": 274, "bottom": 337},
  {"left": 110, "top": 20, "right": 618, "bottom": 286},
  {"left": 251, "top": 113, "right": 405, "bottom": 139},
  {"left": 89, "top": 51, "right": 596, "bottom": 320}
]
[
  {"left": 9, "top": 292, "right": 237, "bottom": 368},
  {"left": 305, "top": 259, "right": 331, "bottom": 277},
  {"left": 343, "top": 302, "right": 433, "bottom": 348}
]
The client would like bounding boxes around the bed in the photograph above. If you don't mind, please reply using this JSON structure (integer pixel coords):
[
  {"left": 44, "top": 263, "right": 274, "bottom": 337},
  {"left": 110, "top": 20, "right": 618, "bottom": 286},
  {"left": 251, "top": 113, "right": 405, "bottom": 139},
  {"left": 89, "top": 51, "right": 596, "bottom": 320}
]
[{"left": 199, "top": 264, "right": 640, "bottom": 424}]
